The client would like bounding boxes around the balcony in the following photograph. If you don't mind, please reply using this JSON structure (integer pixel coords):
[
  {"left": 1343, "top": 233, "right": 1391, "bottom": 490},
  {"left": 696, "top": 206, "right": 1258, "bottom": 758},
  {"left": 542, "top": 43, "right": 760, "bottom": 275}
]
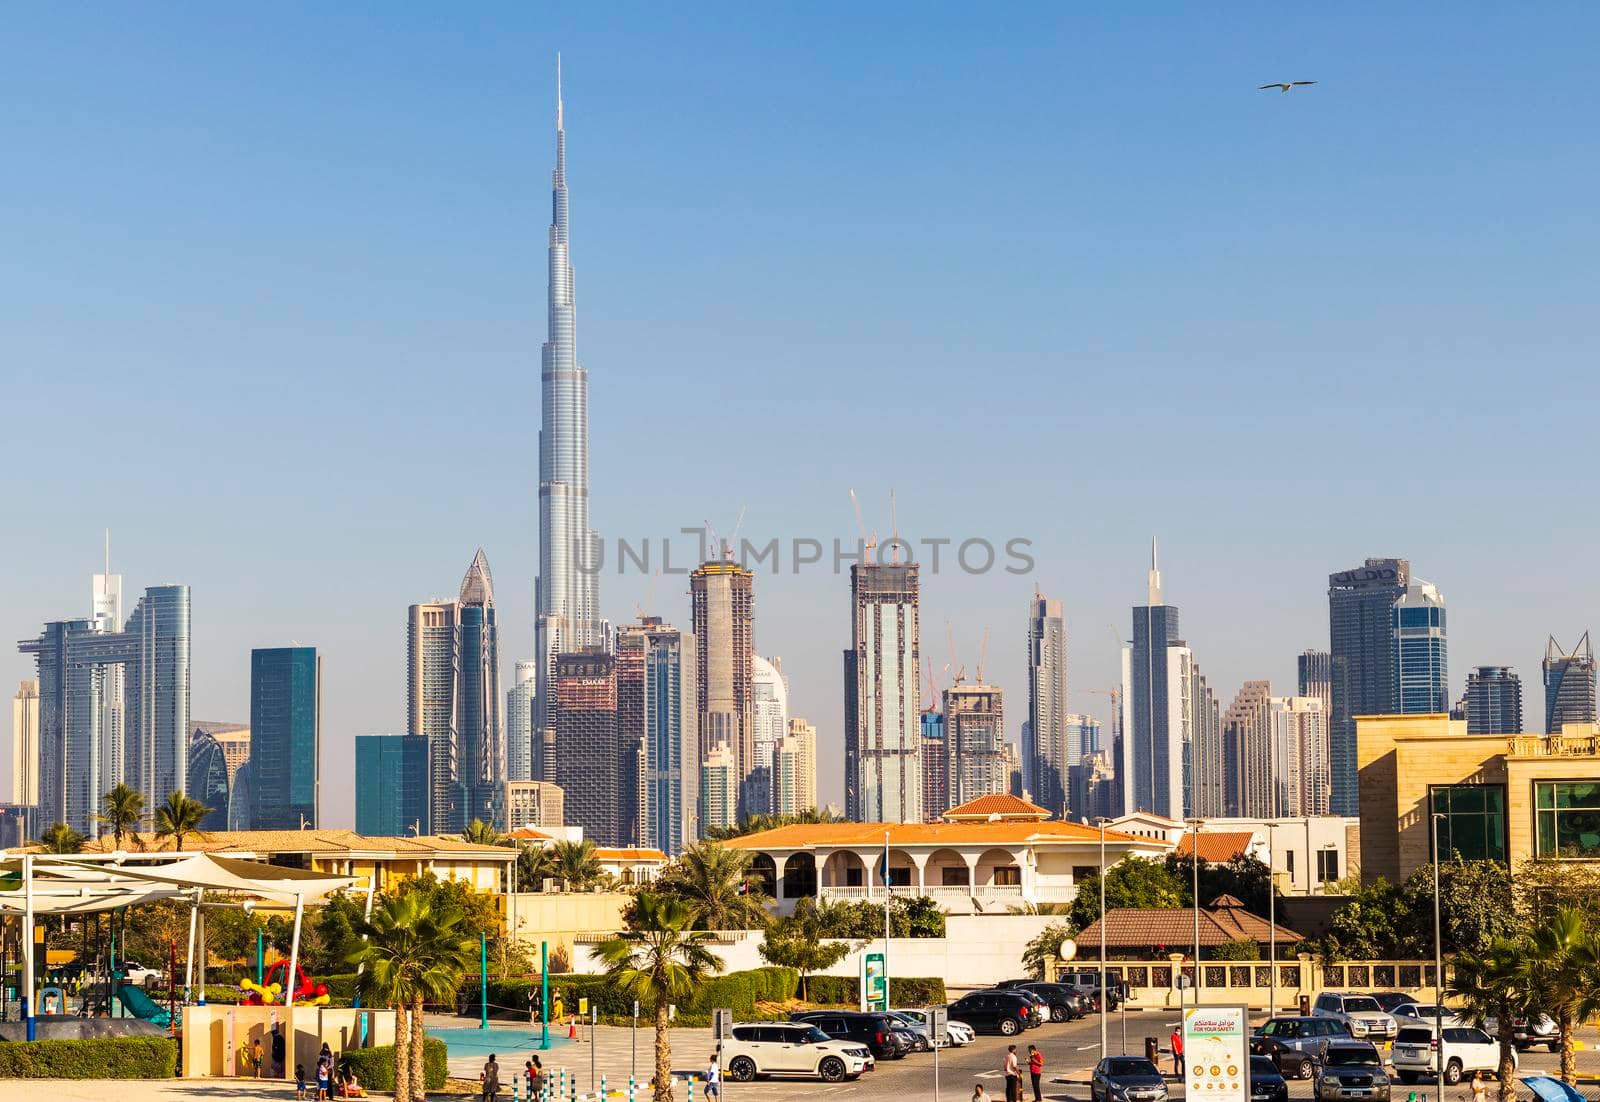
[{"left": 1508, "top": 734, "right": 1600, "bottom": 758}]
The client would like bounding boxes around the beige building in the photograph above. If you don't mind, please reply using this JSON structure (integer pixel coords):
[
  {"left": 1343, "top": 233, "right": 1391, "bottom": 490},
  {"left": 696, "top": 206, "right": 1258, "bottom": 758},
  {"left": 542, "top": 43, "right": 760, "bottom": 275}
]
[
  {"left": 1358, "top": 713, "right": 1600, "bottom": 884},
  {"left": 775, "top": 718, "right": 817, "bottom": 815},
  {"left": 506, "top": 780, "right": 564, "bottom": 830},
  {"left": 194, "top": 720, "right": 251, "bottom": 784},
  {"left": 11, "top": 680, "right": 39, "bottom": 806},
  {"left": 690, "top": 560, "right": 755, "bottom": 789}
]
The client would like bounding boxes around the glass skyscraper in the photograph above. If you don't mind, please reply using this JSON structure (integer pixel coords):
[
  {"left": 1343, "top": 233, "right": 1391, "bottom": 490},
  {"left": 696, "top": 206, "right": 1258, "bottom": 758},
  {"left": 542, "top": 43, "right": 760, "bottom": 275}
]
[
  {"left": 506, "top": 659, "right": 537, "bottom": 782},
  {"left": 1464, "top": 665, "right": 1522, "bottom": 735},
  {"left": 354, "top": 734, "right": 429, "bottom": 836},
  {"left": 186, "top": 728, "right": 231, "bottom": 831},
  {"left": 1391, "top": 581, "right": 1448, "bottom": 714},
  {"left": 1120, "top": 545, "right": 1189, "bottom": 819},
  {"left": 1544, "top": 634, "right": 1597, "bottom": 733},
  {"left": 1025, "top": 593, "right": 1069, "bottom": 818},
  {"left": 618, "top": 617, "right": 698, "bottom": 853},
  {"left": 250, "top": 646, "right": 320, "bottom": 830},
  {"left": 1327, "top": 558, "right": 1410, "bottom": 816}
]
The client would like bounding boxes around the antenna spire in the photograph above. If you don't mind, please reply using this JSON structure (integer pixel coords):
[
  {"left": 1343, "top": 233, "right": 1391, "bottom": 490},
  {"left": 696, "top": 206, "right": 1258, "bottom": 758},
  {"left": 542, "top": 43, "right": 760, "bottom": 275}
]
[
  {"left": 1147, "top": 537, "right": 1163, "bottom": 606},
  {"left": 556, "top": 52, "right": 564, "bottom": 130}
]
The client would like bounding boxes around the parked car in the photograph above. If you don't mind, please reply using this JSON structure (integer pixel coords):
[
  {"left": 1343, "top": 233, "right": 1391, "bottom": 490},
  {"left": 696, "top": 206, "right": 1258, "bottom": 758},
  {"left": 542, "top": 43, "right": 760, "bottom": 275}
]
[
  {"left": 1313, "top": 1040, "right": 1390, "bottom": 1102},
  {"left": 1015, "top": 981, "right": 1089, "bottom": 1022},
  {"left": 1367, "top": 992, "right": 1419, "bottom": 1014},
  {"left": 1058, "top": 970, "right": 1126, "bottom": 1011},
  {"left": 1007, "top": 987, "right": 1049, "bottom": 1028},
  {"left": 719, "top": 1023, "right": 873, "bottom": 1083},
  {"left": 1391, "top": 1003, "right": 1460, "bottom": 1027},
  {"left": 118, "top": 961, "right": 163, "bottom": 988},
  {"left": 1485, "top": 1013, "right": 1558, "bottom": 1052},
  {"left": 889, "top": 1008, "right": 974, "bottom": 1048},
  {"left": 1090, "top": 1056, "right": 1168, "bottom": 1102},
  {"left": 889, "top": 1026, "right": 922, "bottom": 1054},
  {"left": 1313, "top": 991, "right": 1399, "bottom": 1041},
  {"left": 1392, "top": 1024, "right": 1514, "bottom": 1085},
  {"left": 1251, "top": 1016, "right": 1352, "bottom": 1079},
  {"left": 788, "top": 1011, "right": 908, "bottom": 1060},
  {"left": 946, "top": 990, "right": 1040, "bottom": 1036},
  {"left": 1250, "top": 1055, "right": 1290, "bottom": 1102}
]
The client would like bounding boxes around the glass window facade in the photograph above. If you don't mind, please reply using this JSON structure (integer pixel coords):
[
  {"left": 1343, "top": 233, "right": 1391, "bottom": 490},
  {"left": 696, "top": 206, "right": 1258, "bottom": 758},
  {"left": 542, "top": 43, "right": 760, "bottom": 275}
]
[
  {"left": 1535, "top": 782, "right": 1600, "bottom": 859},
  {"left": 1430, "top": 784, "right": 1507, "bottom": 863}
]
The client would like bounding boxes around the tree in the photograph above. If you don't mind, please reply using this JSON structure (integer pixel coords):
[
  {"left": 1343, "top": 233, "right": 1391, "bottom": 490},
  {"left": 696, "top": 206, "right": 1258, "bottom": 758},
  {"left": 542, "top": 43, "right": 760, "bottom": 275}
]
[
  {"left": 596, "top": 892, "right": 721, "bottom": 1102},
  {"left": 1447, "top": 937, "right": 1530, "bottom": 1101},
  {"left": 1069, "top": 857, "right": 1186, "bottom": 930},
  {"left": 36, "top": 822, "right": 85, "bottom": 854},
  {"left": 462, "top": 819, "right": 507, "bottom": 847},
  {"left": 653, "top": 841, "right": 771, "bottom": 930},
  {"left": 395, "top": 873, "right": 499, "bottom": 941},
  {"left": 1021, "top": 920, "right": 1077, "bottom": 979},
  {"left": 99, "top": 783, "right": 145, "bottom": 849},
  {"left": 1519, "top": 908, "right": 1600, "bottom": 1085},
  {"left": 1317, "top": 878, "right": 1410, "bottom": 961},
  {"left": 759, "top": 898, "right": 850, "bottom": 999},
  {"left": 1167, "top": 853, "right": 1274, "bottom": 919},
  {"left": 518, "top": 843, "right": 556, "bottom": 890},
  {"left": 348, "top": 888, "right": 479, "bottom": 1102},
  {"left": 311, "top": 893, "right": 367, "bottom": 975},
  {"left": 1210, "top": 939, "right": 1261, "bottom": 961},
  {"left": 1400, "top": 858, "right": 1517, "bottom": 958},
  {"left": 153, "top": 792, "right": 210, "bottom": 851},
  {"left": 550, "top": 840, "right": 603, "bottom": 891},
  {"left": 703, "top": 808, "right": 843, "bottom": 841}
]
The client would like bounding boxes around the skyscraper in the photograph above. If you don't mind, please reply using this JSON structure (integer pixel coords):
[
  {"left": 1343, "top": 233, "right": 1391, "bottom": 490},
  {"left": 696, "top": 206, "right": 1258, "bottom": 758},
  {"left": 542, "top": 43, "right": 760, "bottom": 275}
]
[
  {"left": 193, "top": 721, "right": 250, "bottom": 785},
  {"left": 1188, "top": 658, "right": 1223, "bottom": 818},
  {"left": 1120, "top": 544, "right": 1189, "bottom": 819},
  {"left": 1544, "top": 634, "right": 1597, "bottom": 733},
  {"left": 1297, "top": 649, "right": 1331, "bottom": 724},
  {"left": 1392, "top": 581, "right": 1448, "bottom": 713},
  {"left": 1025, "top": 593, "right": 1069, "bottom": 817},
  {"left": 355, "top": 734, "right": 429, "bottom": 837},
  {"left": 407, "top": 550, "right": 504, "bottom": 833},
  {"left": 534, "top": 59, "right": 603, "bottom": 739},
  {"left": 505, "top": 780, "right": 564, "bottom": 832},
  {"left": 506, "top": 659, "right": 537, "bottom": 782},
  {"left": 700, "top": 745, "right": 738, "bottom": 833},
  {"left": 551, "top": 649, "right": 621, "bottom": 845},
  {"left": 943, "top": 681, "right": 1007, "bottom": 806},
  {"left": 690, "top": 559, "right": 755, "bottom": 814},
  {"left": 617, "top": 616, "right": 698, "bottom": 854},
  {"left": 1328, "top": 558, "right": 1410, "bottom": 816},
  {"left": 844, "top": 560, "right": 922, "bottom": 823},
  {"left": 250, "top": 646, "right": 320, "bottom": 830},
  {"left": 1066, "top": 714, "right": 1102, "bottom": 762},
  {"left": 775, "top": 718, "right": 817, "bottom": 816},
  {"left": 18, "top": 579, "right": 191, "bottom": 835},
  {"left": 1271, "top": 695, "right": 1329, "bottom": 816},
  {"left": 1223, "top": 681, "right": 1273, "bottom": 818},
  {"left": 186, "top": 728, "right": 230, "bottom": 831},
  {"left": 10, "top": 681, "right": 38, "bottom": 807},
  {"left": 747, "top": 655, "right": 788, "bottom": 817},
  {"left": 920, "top": 708, "right": 947, "bottom": 821},
  {"left": 1464, "top": 665, "right": 1523, "bottom": 735}
]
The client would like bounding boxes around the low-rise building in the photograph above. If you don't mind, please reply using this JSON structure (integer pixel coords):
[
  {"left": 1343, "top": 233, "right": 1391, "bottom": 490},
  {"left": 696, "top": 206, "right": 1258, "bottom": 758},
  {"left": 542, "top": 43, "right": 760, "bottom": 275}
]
[
  {"left": 1358, "top": 714, "right": 1600, "bottom": 883},
  {"left": 1109, "top": 811, "right": 1357, "bottom": 894}
]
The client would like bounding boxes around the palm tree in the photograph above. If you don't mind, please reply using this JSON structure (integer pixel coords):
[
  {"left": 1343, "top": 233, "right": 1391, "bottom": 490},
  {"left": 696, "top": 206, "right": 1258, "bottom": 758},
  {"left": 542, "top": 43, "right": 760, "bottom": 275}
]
[
  {"left": 658, "top": 841, "right": 771, "bottom": 930},
  {"left": 518, "top": 843, "right": 556, "bottom": 891},
  {"left": 550, "top": 839, "right": 602, "bottom": 891},
  {"left": 153, "top": 792, "right": 210, "bottom": 852},
  {"left": 597, "top": 891, "right": 721, "bottom": 1102},
  {"left": 461, "top": 819, "right": 507, "bottom": 847},
  {"left": 98, "top": 783, "right": 145, "bottom": 848},
  {"left": 36, "top": 822, "right": 85, "bottom": 854},
  {"left": 1520, "top": 908, "right": 1600, "bottom": 1084},
  {"left": 348, "top": 889, "right": 478, "bottom": 1102},
  {"left": 1447, "top": 936, "right": 1530, "bottom": 1101}
]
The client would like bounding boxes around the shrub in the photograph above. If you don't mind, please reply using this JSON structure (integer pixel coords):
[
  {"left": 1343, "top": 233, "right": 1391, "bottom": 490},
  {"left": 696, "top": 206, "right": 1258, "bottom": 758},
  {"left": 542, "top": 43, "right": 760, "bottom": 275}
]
[
  {"left": 803, "top": 975, "right": 946, "bottom": 1007},
  {"left": 0, "top": 1036, "right": 177, "bottom": 1078},
  {"left": 339, "top": 1038, "right": 447, "bottom": 1091}
]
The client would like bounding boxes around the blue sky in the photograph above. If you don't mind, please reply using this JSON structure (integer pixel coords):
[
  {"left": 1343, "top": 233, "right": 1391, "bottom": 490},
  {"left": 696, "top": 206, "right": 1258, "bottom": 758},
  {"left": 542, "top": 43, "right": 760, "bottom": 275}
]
[{"left": 4, "top": 4, "right": 1598, "bottom": 822}]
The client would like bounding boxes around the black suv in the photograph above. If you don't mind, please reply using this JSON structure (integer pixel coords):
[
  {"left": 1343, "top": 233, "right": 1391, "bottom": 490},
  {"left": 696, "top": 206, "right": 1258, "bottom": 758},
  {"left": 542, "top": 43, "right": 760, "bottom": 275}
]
[
  {"left": 947, "top": 990, "right": 1039, "bottom": 1036},
  {"left": 1013, "top": 982, "right": 1089, "bottom": 1022},
  {"left": 789, "top": 1011, "right": 908, "bottom": 1059}
]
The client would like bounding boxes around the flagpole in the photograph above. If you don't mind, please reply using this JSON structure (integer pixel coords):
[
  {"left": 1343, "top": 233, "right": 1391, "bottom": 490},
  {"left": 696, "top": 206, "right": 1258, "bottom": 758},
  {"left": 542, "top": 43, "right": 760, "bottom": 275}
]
[{"left": 883, "top": 829, "right": 891, "bottom": 1012}]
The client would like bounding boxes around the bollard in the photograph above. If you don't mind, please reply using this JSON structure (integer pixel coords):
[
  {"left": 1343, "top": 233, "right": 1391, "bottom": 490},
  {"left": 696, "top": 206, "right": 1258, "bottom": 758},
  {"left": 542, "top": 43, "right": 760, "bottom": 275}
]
[
  {"left": 687, "top": 1075, "right": 694, "bottom": 1102},
  {"left": 602, "top": 1074, "right": 607, "bottom": 1101},
  {"left": 629, "top": 1075, "right": 636, "bottom": 1102}
]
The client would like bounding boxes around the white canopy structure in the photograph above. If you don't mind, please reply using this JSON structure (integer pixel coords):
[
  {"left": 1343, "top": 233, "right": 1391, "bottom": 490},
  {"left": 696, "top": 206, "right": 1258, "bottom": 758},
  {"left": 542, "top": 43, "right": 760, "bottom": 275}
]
[{"left": 0, "top": 850, "right": 360, "bottom": 1035}]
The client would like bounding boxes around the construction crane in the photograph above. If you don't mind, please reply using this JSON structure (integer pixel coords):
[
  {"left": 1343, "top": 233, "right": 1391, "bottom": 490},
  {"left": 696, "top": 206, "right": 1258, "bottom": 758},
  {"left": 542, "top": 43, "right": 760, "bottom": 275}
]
[
  {"left": 976, "top": 627, "right": 991, "bottom": 684},
  {"left": 947, "top": 622, "right": 965, "bottom": 685},
  {"left": 848, "top": 489, "right": 878, "bottom": 556},
  {"left": 633, "top": 569, "right": 662, "bottom": 621}
]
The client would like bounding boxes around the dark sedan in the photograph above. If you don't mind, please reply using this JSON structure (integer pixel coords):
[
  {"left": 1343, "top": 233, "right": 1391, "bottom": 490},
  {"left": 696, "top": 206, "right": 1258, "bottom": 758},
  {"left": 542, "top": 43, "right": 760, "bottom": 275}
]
[
  {"left": 1014, "top": 982, "right": 1089, "bottom": 1022},
  {"left": 1250, "top": 1055, "right": 1290, "bottom": 1102}
]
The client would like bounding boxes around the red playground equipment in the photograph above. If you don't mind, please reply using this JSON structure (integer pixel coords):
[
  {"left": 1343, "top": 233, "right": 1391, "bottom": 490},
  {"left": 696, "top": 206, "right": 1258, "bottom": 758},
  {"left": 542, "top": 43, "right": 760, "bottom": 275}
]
[{"left": 240, "top": 959, "right": 331, "bottom": 1006}]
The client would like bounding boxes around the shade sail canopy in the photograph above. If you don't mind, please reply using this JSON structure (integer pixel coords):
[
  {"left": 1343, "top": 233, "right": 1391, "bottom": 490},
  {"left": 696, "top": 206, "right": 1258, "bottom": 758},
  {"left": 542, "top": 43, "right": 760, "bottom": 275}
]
[
  {"left": 0, "top": 852, "right": 357, "bottom": 915},
  {"left": 1522, "top": 1078, "right": 1587, "bottom": 1102}
]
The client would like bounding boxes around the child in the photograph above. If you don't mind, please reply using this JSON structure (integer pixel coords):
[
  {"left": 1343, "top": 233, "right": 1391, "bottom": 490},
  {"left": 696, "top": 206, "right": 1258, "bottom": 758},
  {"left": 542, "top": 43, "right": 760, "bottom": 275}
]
[
  {"left": 973, "top": 1085, "right": 989, "bottom": 1102},
  {"left": 296, "top": 1063, "right": 308, "bottom": 1101},
  {"left": 251, "top": 1037, "right": 264, "bottom": 1079}
]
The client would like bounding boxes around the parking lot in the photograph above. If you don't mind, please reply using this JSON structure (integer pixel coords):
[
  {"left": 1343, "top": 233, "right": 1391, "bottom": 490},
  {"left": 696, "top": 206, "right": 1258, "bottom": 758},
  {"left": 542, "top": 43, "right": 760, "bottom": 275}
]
[{"left": 458, "top": 1012, "right": 1600, "bottom": 1102}]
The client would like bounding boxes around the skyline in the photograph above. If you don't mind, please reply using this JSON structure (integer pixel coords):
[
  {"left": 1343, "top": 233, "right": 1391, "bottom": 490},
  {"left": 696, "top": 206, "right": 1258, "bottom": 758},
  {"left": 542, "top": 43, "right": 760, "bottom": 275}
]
[{"left": 5, "top": 6, "right": 1600, "bottom": 823}]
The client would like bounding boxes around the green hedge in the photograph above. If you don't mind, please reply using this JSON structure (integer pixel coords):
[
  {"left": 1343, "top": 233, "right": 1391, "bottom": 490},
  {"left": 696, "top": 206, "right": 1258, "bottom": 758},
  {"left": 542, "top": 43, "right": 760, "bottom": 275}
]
[
  {"left": 803, "top": 975, "right": 946, "bottom": 1007},
  {"left": 464, "top": 968, "right": 800, "bottom": 1022},
  {"left": 338, "top": 1038, "right": 448, "bottom": 1091},
  {"left": 0, "top": 1036, "right": 177, "bottom": 1079}
]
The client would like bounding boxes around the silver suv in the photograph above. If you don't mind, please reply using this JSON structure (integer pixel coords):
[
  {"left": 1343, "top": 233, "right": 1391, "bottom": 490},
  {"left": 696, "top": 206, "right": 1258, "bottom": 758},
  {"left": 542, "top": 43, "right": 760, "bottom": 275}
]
[
  {"left": 1313, "top": 992, "right": 1397, "bottom": 1041},
  {"left": 1313, "top": 1040, "right": 1390, "bottom": 1102}
]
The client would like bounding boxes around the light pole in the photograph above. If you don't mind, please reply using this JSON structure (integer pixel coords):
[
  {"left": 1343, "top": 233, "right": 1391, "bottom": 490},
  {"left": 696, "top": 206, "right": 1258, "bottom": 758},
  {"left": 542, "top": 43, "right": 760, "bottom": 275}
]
[
  {"left": 1187, "top": 818, "right": 1203, "bottom": 1010},
  {"left": 1431, "top": 812, "right": 1446, "bottom": 1102},
  {"left": 1266, "top": 822, "right": 1277, "bottom": 1020},
  {"left": 1095, "top": 816, "right": 1110, "bottom": 1061}
]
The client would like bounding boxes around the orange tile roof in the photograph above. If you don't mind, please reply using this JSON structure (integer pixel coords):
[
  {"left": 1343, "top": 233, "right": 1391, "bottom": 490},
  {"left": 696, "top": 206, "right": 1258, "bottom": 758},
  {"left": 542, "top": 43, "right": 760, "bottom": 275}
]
[
  {"left": 595, "top": 848, "right": 669, "bottom": 862},
  {"left": 1173, "top": 831, "right": 1257, "bottom": 862},
  {"left": 943, "top": 794, "right": 1050, "bottom": 820},
  {"left": 509, "top": 828, "right": 554, "bottom": 840},
  {"left": 724, "top": 819, "right": 1161, "bottom": 849},
  {"left": 78, "top": 829, "right": 515, "bottom": 859}
]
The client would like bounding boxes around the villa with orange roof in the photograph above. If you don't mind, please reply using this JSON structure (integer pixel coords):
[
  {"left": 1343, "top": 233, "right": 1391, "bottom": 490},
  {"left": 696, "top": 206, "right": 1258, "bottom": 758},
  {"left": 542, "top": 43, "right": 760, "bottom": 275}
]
[{"left": 724, "top": 794, "right": 1174, "bottom": 915}]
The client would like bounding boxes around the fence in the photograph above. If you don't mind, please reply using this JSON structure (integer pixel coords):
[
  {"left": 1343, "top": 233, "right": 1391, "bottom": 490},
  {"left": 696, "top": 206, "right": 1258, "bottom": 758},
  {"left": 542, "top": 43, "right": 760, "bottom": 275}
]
[{"left": 1067, "top": 954, "right": 1448, "bottom": 1009}]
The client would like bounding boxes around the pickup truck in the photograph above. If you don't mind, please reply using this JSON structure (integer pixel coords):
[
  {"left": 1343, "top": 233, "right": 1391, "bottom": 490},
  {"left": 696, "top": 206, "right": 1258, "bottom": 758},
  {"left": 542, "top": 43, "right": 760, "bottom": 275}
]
[{"left": 118, "top": 961, "right": 164, "bottom": 987}]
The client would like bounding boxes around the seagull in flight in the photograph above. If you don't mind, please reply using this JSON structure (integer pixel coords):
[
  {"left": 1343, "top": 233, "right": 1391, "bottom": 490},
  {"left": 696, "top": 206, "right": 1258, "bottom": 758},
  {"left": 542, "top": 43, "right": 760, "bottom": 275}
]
[{"left": 1259, "top": 81, "right": 1317, "bottom": 92}]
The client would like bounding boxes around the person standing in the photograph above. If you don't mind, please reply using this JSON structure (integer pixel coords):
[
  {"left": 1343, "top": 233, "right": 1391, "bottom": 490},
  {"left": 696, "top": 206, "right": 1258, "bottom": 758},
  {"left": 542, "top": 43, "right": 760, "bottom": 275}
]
[
  {"left": 251, "top": 1036, "right": 264, "bottom": 1079},
  {"left": 1003, "top": 1044, "right": 1021, "bottom": 1102},
  {"left": 704, "top": 1054, "right": 722, "bottom": 1101},
  {"left": 1470, "top": 1071, "right": 1487, "bottom": 1102},
  {"left": 1028, "top": 1044, "right": 1044, "bottom": 1102},
  {"left": 1170, "top": 1028, "right": 1184, "bottom": 1077},
  {"left": 481, "top": 1054, "right": 501, "bottom": 1102}
]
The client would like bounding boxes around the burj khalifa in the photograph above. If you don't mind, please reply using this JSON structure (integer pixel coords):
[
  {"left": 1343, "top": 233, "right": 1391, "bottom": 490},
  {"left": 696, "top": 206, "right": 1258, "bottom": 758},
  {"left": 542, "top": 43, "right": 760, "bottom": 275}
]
[{"left": 535, "top": 57, "right": 603, "bottom": 734}]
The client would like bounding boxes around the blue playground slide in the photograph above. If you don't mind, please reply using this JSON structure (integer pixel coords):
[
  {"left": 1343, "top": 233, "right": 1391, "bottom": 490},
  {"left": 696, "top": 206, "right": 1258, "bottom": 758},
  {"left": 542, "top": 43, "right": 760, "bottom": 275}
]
[{"left": 114, "top": 979, "right": 171, "bottom": 1028}]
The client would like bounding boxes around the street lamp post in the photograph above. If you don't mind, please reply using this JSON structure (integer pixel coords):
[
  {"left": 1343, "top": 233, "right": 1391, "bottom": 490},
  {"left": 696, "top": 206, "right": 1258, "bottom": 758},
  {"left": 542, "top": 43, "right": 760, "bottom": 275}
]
[
  {"left": 1095, "top": 817, "right": 1110, "bottom": 1061},
  {"left": 1267, "top": 823, "right": 1277, "bottom": 1020},
  {"left": 1187, "top": 818, "right": 1203, "bottom": 1010},
  {"left": 1432, "top": 812, "right": 1446, "bottom": 1102}
]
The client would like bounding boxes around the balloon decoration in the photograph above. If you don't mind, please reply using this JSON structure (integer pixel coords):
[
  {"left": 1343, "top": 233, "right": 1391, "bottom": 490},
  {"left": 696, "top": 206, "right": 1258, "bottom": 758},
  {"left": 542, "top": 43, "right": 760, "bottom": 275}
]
[{"left": 240, "top": 960, "right": 331, "bottom": 1007}]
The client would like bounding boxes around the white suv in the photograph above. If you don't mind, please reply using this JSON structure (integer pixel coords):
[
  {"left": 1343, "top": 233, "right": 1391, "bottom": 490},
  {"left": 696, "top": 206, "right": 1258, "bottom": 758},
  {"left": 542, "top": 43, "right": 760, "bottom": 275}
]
[
  {"left": 720, "top": 1022, "right": 873, "bottom": 1082},
  {"left": 1393, "top": 1025, "right": 1515, "bottom": 1086},
  {"left": 1313, "top": 992, "right": 1398, "bottom": 1041}
]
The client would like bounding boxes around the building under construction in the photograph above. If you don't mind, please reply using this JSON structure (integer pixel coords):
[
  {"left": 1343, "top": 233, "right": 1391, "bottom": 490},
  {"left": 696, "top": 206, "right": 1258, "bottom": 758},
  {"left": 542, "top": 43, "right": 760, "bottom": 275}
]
[{"left": 844, "top": 561, "right": 922, "bottom": 823}]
